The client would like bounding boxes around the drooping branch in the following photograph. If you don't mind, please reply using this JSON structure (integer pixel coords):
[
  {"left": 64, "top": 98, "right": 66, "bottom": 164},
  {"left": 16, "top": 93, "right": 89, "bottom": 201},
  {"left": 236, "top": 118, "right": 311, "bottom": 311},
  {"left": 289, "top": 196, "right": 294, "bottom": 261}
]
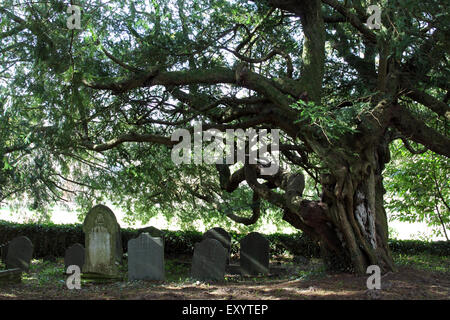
[
  {"left": 390, "top": 104, "right": 450, "bottom": 158},
  {"left": 224, "top": 192, "right": 262, "bottom": 226}
]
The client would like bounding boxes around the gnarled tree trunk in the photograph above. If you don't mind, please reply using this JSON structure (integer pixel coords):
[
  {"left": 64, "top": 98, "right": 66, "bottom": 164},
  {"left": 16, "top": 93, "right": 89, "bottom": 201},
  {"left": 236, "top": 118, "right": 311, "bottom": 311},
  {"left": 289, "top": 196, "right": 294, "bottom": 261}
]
[{"left": 281, "top": 140, "right": 396, "bottom": 274}]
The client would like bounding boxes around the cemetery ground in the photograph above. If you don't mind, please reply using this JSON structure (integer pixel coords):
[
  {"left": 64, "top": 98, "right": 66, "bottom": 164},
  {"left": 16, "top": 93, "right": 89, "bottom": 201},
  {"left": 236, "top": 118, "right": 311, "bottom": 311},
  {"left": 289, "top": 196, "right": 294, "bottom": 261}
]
[{"left": 0, "top": 252, "right": 448, "bottom": 300}]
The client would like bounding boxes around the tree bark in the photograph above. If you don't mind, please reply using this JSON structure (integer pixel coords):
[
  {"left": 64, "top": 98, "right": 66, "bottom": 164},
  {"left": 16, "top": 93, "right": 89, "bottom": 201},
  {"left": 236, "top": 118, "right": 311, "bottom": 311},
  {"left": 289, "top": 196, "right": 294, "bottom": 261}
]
[{"left": 281, "top": 141, "right": 396, "bottom": 274}]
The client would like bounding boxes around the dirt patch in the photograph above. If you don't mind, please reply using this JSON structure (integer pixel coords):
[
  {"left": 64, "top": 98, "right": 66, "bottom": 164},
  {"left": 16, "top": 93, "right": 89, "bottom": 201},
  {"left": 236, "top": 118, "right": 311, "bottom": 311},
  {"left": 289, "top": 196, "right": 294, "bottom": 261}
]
[{"left": 0, "top": 261, "right": 448, "bottom": 300}]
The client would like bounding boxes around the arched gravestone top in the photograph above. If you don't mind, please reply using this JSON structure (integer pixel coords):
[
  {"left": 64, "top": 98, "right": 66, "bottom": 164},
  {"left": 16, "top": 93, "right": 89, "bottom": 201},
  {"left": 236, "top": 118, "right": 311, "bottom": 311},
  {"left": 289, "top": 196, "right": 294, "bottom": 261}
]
[
  {"left": 5, "top": 236, "right": 33, "bottom": 272},
  {"left": 202, "top": 227, "right": 231, "bottom": 263},
  {"left": 82, "top": 205, "right": 122, "bottom": 276},
  {"left": 191, "top": 238, "right": 227, "bottom": 282},
  {"left": 64, "top": 243, "right": 85, "bottom": 271},
  {"left": 240, "top": 232, "right": 270, "bottom": 276},
  {"left": 138, "top": 226, "right": 165, "bottom": 239},
  {"left": 202, "top": 228, "right": 231, "bottom": 251}
]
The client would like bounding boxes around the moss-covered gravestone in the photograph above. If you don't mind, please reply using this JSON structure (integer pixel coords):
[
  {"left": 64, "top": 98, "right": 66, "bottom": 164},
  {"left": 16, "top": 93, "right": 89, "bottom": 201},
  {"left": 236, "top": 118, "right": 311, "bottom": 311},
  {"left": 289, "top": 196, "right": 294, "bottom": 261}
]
[{"left": 82, "top": 205, "right": 123, "bottom": 278}]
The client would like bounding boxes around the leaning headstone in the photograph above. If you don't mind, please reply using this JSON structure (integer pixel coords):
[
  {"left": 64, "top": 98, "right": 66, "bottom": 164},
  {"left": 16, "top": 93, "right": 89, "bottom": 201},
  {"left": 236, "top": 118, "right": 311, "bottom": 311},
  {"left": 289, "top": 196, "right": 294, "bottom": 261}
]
[
  {"left": 191, "top": 238, "right": 227, "bottom": 281},
  {"left": 128, "top": 233, "right": 164, "bottom": 281},
  {"left": 202, "top": 227, "right": 231, "bottom": 263},
  {"left": 5, "top": 236, "right": 33, "bottom": 272},
  {"left": 82, "top": 205, "right": 123, "bottom": 277},
  {"left": 0, "top": 268, "right": 22, "bottom": 285},
  {"left": 64, "top": 243, "right": 85, "bottom": 272},
  {"left": 240, "top": 232, "right": 269, "bottom": 276}
]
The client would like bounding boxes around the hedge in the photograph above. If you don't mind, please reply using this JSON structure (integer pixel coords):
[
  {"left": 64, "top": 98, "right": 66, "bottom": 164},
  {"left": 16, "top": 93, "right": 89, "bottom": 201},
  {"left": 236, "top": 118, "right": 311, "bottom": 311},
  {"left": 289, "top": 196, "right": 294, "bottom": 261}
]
[
  {"left": 387, "top": 239, "right": 450, "bottom": 256},
  {"left": 0, "top": 220, "right": 449, "bottom": 259}
]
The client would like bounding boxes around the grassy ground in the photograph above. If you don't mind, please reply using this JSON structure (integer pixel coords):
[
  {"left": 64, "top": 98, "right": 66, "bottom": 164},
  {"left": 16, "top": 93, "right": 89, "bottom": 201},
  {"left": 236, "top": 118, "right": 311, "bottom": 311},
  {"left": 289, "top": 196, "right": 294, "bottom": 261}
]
[{"left": 0, "top": 253, "right": 449, "bottom": 300}]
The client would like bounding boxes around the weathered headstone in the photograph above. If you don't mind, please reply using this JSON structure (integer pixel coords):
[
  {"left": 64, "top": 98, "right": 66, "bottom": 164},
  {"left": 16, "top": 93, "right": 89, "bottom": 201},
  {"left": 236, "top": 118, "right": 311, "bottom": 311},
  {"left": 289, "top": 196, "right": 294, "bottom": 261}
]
[
  {"left": 82, "top": 205, "right": 123, "bottom": 277},
  {"left": 64, "top": 243, "right": 85, "bottom": 272},
  {"left": 191, "top": 238, "right": 227, "bottom": 281},
  {"left": 240, "top": 232, "right": 269, "bottom": 276},
  {"left": 5, "top": 236, "right": 33, "bottom": 272},
  {"left": 202, "top": 227, "right": 231, "bottom": 263},
  {"left": 128, "top": 233, "right": 164, "bottom": 281}
]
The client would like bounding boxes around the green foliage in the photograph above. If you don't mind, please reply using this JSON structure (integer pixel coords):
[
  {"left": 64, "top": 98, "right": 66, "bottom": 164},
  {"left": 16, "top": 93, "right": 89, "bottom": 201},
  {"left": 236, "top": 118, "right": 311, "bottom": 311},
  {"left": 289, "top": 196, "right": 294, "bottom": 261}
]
[
  {"left": 388, "top": 239, "right": 450, "bottom": 256},
  {"left": 164, "top": 259, "right": 191, "bottom": 283},
  {"left": 291, "top": 100, "right": 358, "bottom": 143},
  {"left": 28, "top": 259, "right": 65, "bottom": 286},
  {"left": 0, "top": 0, "right": 448, "bottom": 247},
  {"left": 385, "top": 142, "right": 449, "bottom": 239}
]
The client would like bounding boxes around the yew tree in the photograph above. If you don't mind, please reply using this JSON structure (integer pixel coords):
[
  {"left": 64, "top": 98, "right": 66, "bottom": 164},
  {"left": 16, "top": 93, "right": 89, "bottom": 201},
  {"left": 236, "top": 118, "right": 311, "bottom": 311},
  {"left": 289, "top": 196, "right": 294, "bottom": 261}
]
[{"left": 0, "top": 0, "right": 448, "bottom": 273}]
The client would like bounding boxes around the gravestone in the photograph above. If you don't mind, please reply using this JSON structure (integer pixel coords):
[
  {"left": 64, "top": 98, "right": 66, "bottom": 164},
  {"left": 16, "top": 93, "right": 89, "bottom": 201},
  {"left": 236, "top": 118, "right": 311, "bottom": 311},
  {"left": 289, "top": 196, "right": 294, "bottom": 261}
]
[
  {"left": 191, "top": 238, "right": 227, "bottom": 281},
  {"left": 82, "top": 205, "right": 123, "bottom": 277},
  {"left": 138, "top": 226, "right": 165, "bottom": 239},
  {"left": 0, "top": 243, "right": 8, "bottom": 263},
  {"left": 128, "top": 233, "right": 164, "bottom": 281},
  {"left": 202, "top": 227, "right": 231, "bottom": 263},
  {"left": 64, "top": 243, "right": 85, "bottom": 272},
  {"left": 5, "top": 236, "right": 33, "bottom": 272},
  {"left": 240, "top": 232, "right": 269, "bottom": 276}
]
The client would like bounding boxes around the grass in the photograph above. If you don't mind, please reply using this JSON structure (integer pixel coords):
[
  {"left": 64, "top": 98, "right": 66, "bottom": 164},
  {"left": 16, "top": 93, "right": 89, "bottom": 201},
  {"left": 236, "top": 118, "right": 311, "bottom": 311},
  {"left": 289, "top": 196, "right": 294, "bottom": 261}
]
[
  {"left": 2, "top": 252, "right": 449, "bottom": 292},
  {"left": 164, "top": 260, "right": 191, "bottom": 283},
  {"left": 392, "top": 252, "right": 450, "bottom": 273}
]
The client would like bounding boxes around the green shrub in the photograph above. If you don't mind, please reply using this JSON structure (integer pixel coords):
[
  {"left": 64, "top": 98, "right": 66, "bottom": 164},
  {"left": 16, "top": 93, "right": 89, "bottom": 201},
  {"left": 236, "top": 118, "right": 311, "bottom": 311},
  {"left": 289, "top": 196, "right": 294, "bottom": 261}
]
[{"left": 388, "top": 239, "right": 450, "bottom": 256}]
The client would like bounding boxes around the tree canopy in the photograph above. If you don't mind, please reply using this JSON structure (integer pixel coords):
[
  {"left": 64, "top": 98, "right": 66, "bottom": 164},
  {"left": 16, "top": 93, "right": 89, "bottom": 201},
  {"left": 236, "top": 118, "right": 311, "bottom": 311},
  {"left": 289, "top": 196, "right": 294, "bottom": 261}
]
[{"left": 0, "top": 0, "right": 448, "bottom": 273}]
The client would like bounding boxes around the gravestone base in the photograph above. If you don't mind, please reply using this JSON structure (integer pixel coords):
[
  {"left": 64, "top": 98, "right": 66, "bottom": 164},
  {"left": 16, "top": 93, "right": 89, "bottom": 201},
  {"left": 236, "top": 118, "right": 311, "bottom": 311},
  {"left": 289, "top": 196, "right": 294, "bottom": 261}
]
[
  {"left": 81, "top": 272, "right": 123, "bottom": 282},
  {"left": 225, "top": 264, "right": 241, "bottom": 275},
  {"left": 0, "top": 268, "right": 22, "bottom": 285}
]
